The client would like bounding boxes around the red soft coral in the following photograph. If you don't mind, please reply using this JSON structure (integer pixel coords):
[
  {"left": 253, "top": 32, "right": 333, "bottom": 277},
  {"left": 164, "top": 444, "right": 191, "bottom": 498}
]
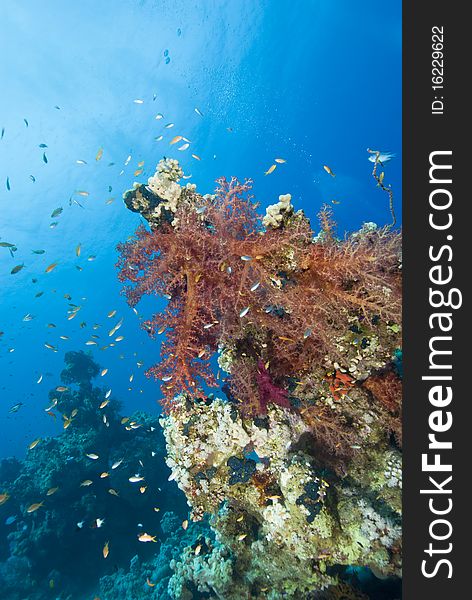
[{"left": 117, "top": 179, "right": 401, "bottom": 413}]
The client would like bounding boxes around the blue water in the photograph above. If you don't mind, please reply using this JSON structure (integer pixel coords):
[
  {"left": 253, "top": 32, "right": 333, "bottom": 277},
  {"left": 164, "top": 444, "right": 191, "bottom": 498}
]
[{"left": 0, "top": 1, "right": 401, "bottom": 458}]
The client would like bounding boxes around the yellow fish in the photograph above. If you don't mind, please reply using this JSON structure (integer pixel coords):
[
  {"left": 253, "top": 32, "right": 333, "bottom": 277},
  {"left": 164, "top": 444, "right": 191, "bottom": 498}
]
[
  {"left": 138, "top": 533, "right": 157, "bottom": 542},
  {"left": 169, "top": 135, "right": 183, "bottom": 145},
  {"left": 95, "top": 147, "right": 103, "bottom": 161},
  {"left": 0, "top": 493, "right": 10, "bottom": 506},
  {"left": 26, "top": 502, "right": 44, "bottom": 513},
  {"left": 76, "top": 244, "right": 81, "bottom": 257},
  {"left": 29, "top": 438, "right": 41, "bottom": 450},
  {"left": 323, "top": 165, "right": 335, "bottom": 177},
  {"left": 103, "top": 541, "right": 109, "bottom": 558},
  {"left": 46, "top": 487, "right": 59, "bottom": 496},
  {"left": 264, "top": 164, "right": 277, "bottom": 176}
]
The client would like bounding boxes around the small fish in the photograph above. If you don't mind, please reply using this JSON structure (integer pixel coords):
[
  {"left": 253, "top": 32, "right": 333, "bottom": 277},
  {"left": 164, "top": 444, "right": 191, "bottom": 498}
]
[
  {"left": 155, "top": 113, "right": 163, "bottom": 120},
  {"left": 111, "top": 458, "right": 123, "bottom": 470},
  {"left": 240, "top": 255, "right": 252, "bottom": 261},
  {"left": 0, "top": 242, "right": 15, "bottom": 248},
  {"left": 37, "top": 374, "right": 43, "bottom": 384},
  {"left": 75, "top": 190, "right": 89, "bottom": 197},
  {"left": 134, "top": 168, "right": 143, "bottom": 176},
  {"left": 0, "top": 493, "right": 10, "bottom": 505},
  {"left": 71, "top": 409, "right": 78, "bottom": 418},
  {"left": 331, "top": 200, "right": 340, "bottom": 205},
  {"left": 170, "top": 135, "right": 183, "bottom": 145},
  {"left": 146, "top": 578, "right": 156, "bottom": 587},
  {"left": 32, "top": 249, "right": 46, "bottom": 254},
  {"left": 133, "top": 99, "right": 144, "bottom": 104},
  {"left": 29, "top": 438, "right": 41, "bottom": 450},
  {"left": 103, "top": 541, "right": 109, "bottom": 558},
  {"left": 250, "top": 282, "right": 260, "bottom": 292},
  {"left": 80, "top": 480, "right": 93, "bottom": 487},
  {"left": 11, "top": 264, "right": 25, "bottom": 275},
  {"left": 237, "top": 534, "right": 247, "bottom": 541},
  {"left": 86, "top": 453, "right": 99, "bottom": 460},
  {"left": 45, "top": 263, "right": 58, "bottom": 273},
  {"left": 129, "top": 475, "right": 144, "bottom": 483},
  {"left": 24, "top": 118, "right": 29, "bottom": 127},
  {"left": 6, "top": 177, "right": 11, "bottom": 191},
  {"left": 23, "top": 313, "right": 34, "bottom": 322},
  {"left": 191, "top": 154, "right": 201, "bottom": 161},
  {"left": 100, "top": 472, "right": 109, "bottom": 478},
  {"left": 44, "top": 343, "right": 57, "bottom": 352},
  {"left": 195, "top": 544, "right": 202, "bottom": 555},
  {"left": 236, "top": 515, "right": 244, "bottom": 522},
  {"left": 96, "top": 518, "right": 105, "bottom": 528},
  {"left": 99, "top": 399, "right": 109, "bottom": 409},
  {"left": 368, "top": 150, "right": 395, "bottom": 164},
  {"left": 378, "top": 171, "right": 385, "bottom": 184},
  {"left": 275, "top": 158, "right": 286, "bottom": 163},
  {"left": 194, "top": 107, "right": 204, "bottom": 117},
  {"left": 5, "top": 515, "right": 17, "bottom": 525},
  {"left": 101, "top": 369, "right": 108, "bottom": 377},
  {"left": 303, "top": 328, "right": 312, "bottom": 339},
  {"left": 51, "top": 207, "right": 63, "bottom": 218},
  {"left": 56, "top": 386, "right": 69, "bottom": 392},
  {"left": 164, "top": 123, "right": 174, "bottom": 129},
  {"left": 138, "top": 533, "right": 157, "bottom": 543},
  {"left": 39, "top": 143, "right": 47, "bottom": 148},
  {"left": 139, "top": 486, "right": 147, "bottom": 494},
  {"left": 115, "top": 335, "right": 124, "bottom": 342},
  {"left": 96, "top": 147, "right": 103, "bottom": 161},
  {"left": 43, "top": 153, "right": 48, "bottom": 164},
  {"left": 323, "top": 165, "right": 335, "bottom": 177},
  {"left": 182, "top": 519, "right": 188, "bottom": 530},
  {"left": 108, "top": 488, "right": 119, "bottom": 497},
  {"left": 76, "top": 159, "right": 87, "bottom": 165},
  {"left": 30, "top": 175, "right": 36, "bottom": 182},
  {"left": 26, "top": 502, "right": 44, "bottom": 513},
  {"left": 264, "top": 164, "right": 277, "bottom": 176},
  {"left": 1, "top": 127, "right": 4, "bottom": 139},
  {"left": 46, "top": 487, "right": 59, "bottom": 496},
  {"left": 239, "top": 306, "right": 250, "bottom": 318},
  {"left": 88, "top": 255, "right": 96, "bottom": 261},
  {"left": 155, "top": 135, "right": 164, "bottom": 142},
  {"left": 35, "top": 291, "right": 44, "bottom": 298}
]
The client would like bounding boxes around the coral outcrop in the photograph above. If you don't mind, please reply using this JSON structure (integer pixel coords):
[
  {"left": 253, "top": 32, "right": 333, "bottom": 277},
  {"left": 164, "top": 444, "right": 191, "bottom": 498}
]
[{"left": 117, "top": 159, "right": 403, "bottom": 598}]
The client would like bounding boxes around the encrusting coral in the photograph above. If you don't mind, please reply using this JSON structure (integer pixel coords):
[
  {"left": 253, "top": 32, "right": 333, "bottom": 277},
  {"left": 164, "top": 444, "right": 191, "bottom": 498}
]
[{"left": 116, "top": 159, "right": 403, "bottom": 598}]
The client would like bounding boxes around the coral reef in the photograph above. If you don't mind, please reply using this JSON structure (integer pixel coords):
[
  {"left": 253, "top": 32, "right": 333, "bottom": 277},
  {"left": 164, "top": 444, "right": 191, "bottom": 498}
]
[
  {"left": 0, "top": 351, "right": 187, "bottom": 600},
  {"left": 116, "top": 159, "right": 403, "bottom": 598}
]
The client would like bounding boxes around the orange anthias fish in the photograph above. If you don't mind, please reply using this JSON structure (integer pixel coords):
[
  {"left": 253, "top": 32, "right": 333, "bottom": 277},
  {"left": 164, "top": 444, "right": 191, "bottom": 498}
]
[{"left": 103, "top": 541, "right": 109, "bottom": 558}]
